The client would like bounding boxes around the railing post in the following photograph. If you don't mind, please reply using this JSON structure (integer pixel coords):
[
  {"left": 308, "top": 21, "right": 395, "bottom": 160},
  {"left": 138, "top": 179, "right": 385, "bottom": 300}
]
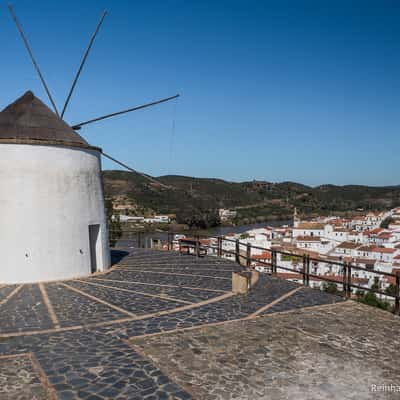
[
  {"left": 305, "top": 255, "right": 310, "bottom": 286},
  {"left": 342, "top": 263, "right": 347, "bottom": 298},
  {"left": 235, "top": 239, "right": 240, "bottom": 264},
  {"left": 167, "top": 232, "right": 172, "bottom": 251},
  {"left": 271, "top": 250, "right": 276, "bottom": 275},
  {"left": 302, "top": 254, "right": 307, "bottom": 286},
  {"left": 217, "top": 237, "right": 222, "bottom": 257},
  {"left": 195, "top": 235, "right": 200, "bottom": 257},
  {"left": 347, "top": 263, "right": 352, "bottom": 298},
  {"left": 395, "top": 273, "right": 400, "bottom": 315},
  {"left": 246, "top": 243, "right": 251, "bottom": 268},
  {"left": 137, "top": 232, "right": 141, "bottom": 248}
]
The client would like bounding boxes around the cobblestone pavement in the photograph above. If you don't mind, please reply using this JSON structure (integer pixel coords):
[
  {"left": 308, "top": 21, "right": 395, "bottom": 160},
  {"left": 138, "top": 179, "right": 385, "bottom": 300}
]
[
  {"left": 132, "top": 302, "right": 400, "bottom": 400},
  {"left": 0, "top": 248, "right": 344, "bottom": 399}
]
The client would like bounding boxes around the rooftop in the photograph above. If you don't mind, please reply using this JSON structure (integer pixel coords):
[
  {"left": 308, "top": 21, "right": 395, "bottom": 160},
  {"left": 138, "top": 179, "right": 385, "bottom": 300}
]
[
  {"left": 0, "top": 248, "right": 397, "bottom": 399},
  {"left": 0, "top": 91, "right": 88, "bottom": 147}
]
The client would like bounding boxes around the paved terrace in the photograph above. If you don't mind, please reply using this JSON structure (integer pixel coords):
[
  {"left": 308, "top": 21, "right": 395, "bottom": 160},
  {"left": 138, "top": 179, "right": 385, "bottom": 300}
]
[{"left": 0, "top": 249, "right": 397, "bottom": 399}]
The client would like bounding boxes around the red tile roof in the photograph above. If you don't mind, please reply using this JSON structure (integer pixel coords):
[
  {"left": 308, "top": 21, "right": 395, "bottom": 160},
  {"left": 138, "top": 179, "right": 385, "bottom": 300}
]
[
  {"left": 296, "top": 236, "right": 321, "bottom": 242},
  {"left": 251, "top": 252, "right": 272, "bottom": 260},
  {"left": 371, "top": 247, "right": 396, "bottom": 254},
  {"left": 336, "top": 242, "right": 359, "bottom": 249}
]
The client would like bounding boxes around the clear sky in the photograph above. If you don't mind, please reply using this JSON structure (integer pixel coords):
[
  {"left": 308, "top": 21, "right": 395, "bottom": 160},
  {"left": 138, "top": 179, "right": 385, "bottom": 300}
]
[{"left": 0, "top": 0, "right": 399, "bottom": 186}]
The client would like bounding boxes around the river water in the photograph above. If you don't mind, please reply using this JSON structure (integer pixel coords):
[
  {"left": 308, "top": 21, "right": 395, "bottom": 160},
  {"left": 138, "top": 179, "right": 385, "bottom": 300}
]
[{"left": 116, "top": 220, "right": 291, "bottom": 249}]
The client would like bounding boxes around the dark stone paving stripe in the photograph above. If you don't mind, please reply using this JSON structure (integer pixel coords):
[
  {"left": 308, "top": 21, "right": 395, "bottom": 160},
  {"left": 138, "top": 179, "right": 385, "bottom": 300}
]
[
  {"left": 0, "top": 285, "right": 53, "bottom": 334},
  {"left": 1, "top": 329, "right": 192, "bottom": 399},
  {"left": 0, "top": 285, "right": 17, "bottom": 302},
  {"left": 75, "top": 279, "right": 192, "bottom": 305},
  {"left": 88, "top": 278, "right": 223, "bottom": 303},
  {"left": 120, "top": 265, "right": 240, "bottom": 272},
  {"left": 45, "top": 283, "right": 127, "bottom": 328},
  {"left": 0, "top": 353, "right": 55, "bottom": 399},
  {"left": 262, "top": 286, "right": 344, "bottom": 315},
  {"left": 118, "top": 275, "right": 302, "bottom": 338},
  {"left": 117, "top": 268, "right": 234, "bottom": 280},
  {"left": 117, "top": 265, "right": 239, "bottom": 278},
  {"left": 104, "top": 269, "right": 232, "bottom": 291},
  {"left": 68, "top": 281, "right": 181, "bottom": 316}
]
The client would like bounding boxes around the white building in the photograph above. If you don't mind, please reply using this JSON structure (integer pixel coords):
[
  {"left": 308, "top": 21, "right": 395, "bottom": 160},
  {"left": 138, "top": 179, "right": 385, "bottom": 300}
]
[
  {"left": 0, "top": 91, "right": 110, "bottom": 283},
  {"left": 219, "top": 208, "right": 237, "bottom": 221}
]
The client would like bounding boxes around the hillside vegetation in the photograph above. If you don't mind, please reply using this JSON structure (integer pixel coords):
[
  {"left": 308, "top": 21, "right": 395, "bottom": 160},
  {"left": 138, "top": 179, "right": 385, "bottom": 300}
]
[{"left": 103, "top": 170, "right": 400, "bottom": 223}]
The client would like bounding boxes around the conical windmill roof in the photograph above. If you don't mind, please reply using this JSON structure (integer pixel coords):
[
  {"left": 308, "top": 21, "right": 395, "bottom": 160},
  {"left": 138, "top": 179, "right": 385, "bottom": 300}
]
[{"left": 0, "top": 91, "right": 90, "bottom": 147}]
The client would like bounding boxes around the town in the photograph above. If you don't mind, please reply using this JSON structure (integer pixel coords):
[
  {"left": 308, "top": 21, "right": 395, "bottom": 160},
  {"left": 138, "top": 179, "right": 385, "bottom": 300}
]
[{"left": 167, "top": 207, "right": 400, "bottom": 305}]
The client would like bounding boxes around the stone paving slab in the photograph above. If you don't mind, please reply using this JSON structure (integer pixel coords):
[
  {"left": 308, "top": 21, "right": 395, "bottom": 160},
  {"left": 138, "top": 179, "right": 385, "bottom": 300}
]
[
  {"left": 0, "top": 285, "right": 18, "bottom": 302},
  {"left": 0, "top": 249, "right": 349, "bottom": 399},
  {"left": 89, "top": 278, "right": 223, "bottom": 303},
  {"left": 0, "top": 285, "right": 54, "bottom": 334},
  {"left": 262, "top": 286, "right": 343, "bottom": 315},
  {"left": 0, "top": 353, "right": 55, "bottom": 400},
  {"left": 45, "top": 283, "right": 127, "bottom": 328},
  {"left": 67, "top": 280, "right": 181, "bottom": 315},
  {"left": 119, "top": 267, "right": 237, "bottom": 278},
  {"left": 104, "top": 269, "right": 233, "bottom": 291},
  {"left": 0, "top": 329, "right": 192, "bottom": 400},
  {"left": 132, "top": 301, "right": 400, "bottom": 400}
]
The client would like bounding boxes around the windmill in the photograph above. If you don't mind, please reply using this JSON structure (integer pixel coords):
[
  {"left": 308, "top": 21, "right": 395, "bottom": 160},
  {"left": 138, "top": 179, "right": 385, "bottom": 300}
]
[
  {"left": 7, "top": 5, "right": 179, "bottom": 186},
  {"left": 0, "top": 6, "right": 179, "bottom": 284}
]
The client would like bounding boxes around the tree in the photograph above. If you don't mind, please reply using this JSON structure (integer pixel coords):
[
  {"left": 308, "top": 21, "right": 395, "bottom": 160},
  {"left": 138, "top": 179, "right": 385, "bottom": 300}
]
[
  {"left": 105, "top": 198, "right": 122, "bottom": 247},
  {"left": 385, "top": 284, "right": 397, "bottom": 297},
  {"left": 323, "top": 282, "right": 339, "bottom": 295},
  {"left": 176, "top": 208, "right": 221, "bottom": 229},
  {"left": 356, "top": 291, "right": 390, "bottom": 311},
  {"left": 380, "top": 217, "right": 395, "bottom": 229}
]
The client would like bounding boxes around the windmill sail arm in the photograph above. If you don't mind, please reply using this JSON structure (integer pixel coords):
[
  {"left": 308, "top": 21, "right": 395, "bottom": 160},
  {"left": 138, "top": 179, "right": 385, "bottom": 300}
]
[
  {"left": 61, "top": 10, "right": 107, "bottom": 119},
  {"left": 101, "top": 152, "right": 170, "bottom": 188},
  {"left": 8, "top": 4, "right": 60, "bottom": 116},
  {"left": 71, "top": 94, "right": 179, "bottom": 130}
]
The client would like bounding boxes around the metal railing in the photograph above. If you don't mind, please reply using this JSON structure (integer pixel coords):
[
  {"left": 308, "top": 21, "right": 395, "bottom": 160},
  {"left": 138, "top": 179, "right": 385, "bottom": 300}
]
[{"left": 110, "top": 230, "right": 400, "bottom": 315}]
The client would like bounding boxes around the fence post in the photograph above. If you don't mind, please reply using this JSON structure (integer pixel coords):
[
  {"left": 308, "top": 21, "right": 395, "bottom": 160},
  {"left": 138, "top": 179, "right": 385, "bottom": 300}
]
[
  {"left": 305, "top": 255, "right": 310, "bottom": 286},
  {"left": 302, "top": 254, "right": 307, "bottom": 286},
  {"left": 167, "top": 232, "right": 171, "bottom": 251},
  {"left": 271, "top": 250, "right": 276, "bottom": 275},
  {"left": 235, "top": 239, "right": 240, "bottom": 264},
  {"left": 347, "top": 263, "right": 352, "bottom": 299},
  {"left": 246, "top": 243, "right": 251, "bottom": 268},
  {"left": 342, "top": 263, "right": 347, "bottom": 298},
  {"left": 195, "top": 235, "right": 200, "bottom": 257},
  {"left": 395, "top": 273, "right": 400, "bottom": 315},
  {"left": 217, "top": 237, "right": 222, "bottom": 257}
]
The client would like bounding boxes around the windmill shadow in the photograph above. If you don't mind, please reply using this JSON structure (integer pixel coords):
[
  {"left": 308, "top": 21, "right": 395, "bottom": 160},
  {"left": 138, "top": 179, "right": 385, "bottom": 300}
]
[{"left": 110, "top": 249, "right": 129, "bottom": 265}]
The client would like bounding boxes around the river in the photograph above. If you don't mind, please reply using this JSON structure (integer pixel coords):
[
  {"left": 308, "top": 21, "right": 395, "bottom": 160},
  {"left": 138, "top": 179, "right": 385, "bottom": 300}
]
[{"left": 115, "top": 219, "right": 291, "bottom": 249}]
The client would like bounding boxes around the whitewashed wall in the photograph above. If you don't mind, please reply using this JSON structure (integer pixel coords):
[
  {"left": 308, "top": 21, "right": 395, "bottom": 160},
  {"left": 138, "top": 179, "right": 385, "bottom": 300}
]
[{"left": 0, "top": 143, "right": 110, "bottom": 283}]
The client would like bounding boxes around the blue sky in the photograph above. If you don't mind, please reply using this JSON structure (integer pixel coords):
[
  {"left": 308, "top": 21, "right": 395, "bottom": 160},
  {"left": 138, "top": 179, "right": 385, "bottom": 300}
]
[{"left": 0, "top": 0, "right": 399, "bottom": 186}]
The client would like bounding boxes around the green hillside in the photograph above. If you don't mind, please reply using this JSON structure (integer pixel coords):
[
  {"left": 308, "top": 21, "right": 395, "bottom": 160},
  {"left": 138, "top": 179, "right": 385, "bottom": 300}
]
[{"left": 103, "top": 170, "right": 400, "bottom": 223}]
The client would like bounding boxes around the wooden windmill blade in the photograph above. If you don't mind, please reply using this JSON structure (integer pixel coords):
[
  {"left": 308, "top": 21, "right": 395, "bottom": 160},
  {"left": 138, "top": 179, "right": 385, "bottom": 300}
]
[
  {"left": 7, "top": 4, "right": 180, "bottom": 188},
  {"left": 71, "top": 94, "right": 180, "bottom": 130},
  {"left": 61, "top": 11, "right": 107, "bottom": 118},
  {"left": 101, "top": 152, "right": 171, "bottom": 189},
  {"left": 8, "top": 4, "right": 59, "bottom": 116}
]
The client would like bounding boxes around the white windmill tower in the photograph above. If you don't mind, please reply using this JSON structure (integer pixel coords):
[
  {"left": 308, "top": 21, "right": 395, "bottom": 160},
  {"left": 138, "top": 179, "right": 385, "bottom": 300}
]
[{"left": 0, "top": 7, "right": 179, "bottom": 283}]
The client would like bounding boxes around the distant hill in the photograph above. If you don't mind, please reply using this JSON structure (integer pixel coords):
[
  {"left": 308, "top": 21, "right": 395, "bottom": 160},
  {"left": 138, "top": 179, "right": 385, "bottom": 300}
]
[{"left": 102, "top": 170, "right": 400, "bottom": 222}]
